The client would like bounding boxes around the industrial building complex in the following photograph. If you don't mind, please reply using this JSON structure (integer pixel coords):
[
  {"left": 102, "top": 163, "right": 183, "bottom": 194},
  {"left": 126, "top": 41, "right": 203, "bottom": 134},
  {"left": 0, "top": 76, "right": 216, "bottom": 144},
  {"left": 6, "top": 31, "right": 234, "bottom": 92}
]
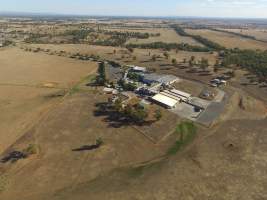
[{"left": 105, "top": 63, "right": 227, "bottom": 126}]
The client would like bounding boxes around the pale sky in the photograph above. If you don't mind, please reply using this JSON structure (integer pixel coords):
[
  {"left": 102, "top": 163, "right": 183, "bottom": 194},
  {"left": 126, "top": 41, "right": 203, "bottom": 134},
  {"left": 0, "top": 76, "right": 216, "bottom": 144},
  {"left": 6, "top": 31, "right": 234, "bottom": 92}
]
[{"left": 1, "top": 0, "right": 267, "bottom": 18}]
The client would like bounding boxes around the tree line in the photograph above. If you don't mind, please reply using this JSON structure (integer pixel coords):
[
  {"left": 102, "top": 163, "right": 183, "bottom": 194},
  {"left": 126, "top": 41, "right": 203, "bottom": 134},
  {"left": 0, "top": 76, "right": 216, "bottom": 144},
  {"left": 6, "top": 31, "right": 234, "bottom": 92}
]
[
  {"left": 222, "top": 49, "right": 267, "bottom": 83},
  {"left": 209, "top": 28, "right": 266, "bottom": 42},
  {"left": 125, "top": 42, "right": 210, "bottom": 52},
  {"left": 171, "top": 25, "right": 225, "bottom": 51}
]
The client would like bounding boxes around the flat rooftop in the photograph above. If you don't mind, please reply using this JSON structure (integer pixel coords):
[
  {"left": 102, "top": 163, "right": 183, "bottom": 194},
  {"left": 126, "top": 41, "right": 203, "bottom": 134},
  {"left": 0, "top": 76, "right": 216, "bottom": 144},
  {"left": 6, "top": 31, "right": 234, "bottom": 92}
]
[{"left": 152, "top": 93, "right": 178, "bottom": 108}]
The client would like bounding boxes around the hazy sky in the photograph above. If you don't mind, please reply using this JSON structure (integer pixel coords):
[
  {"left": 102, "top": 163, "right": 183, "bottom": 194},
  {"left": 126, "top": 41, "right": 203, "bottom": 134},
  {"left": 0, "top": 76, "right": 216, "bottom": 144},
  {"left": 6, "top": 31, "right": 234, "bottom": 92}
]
[{"left": 1, "top": 0, "right": 267, "bottom": 18}]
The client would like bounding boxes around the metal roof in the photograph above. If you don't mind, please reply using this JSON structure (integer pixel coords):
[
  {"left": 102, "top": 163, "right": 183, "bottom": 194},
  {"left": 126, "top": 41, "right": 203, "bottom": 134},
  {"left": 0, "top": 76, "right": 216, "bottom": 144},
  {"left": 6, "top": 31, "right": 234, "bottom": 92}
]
[
  {"left": 143, "top": 74, "right": 179, "bottom": 84},
  {"left": 152, "top": 93, "right": 178, "bottom": 108},
  {"left": 170, "top": 89, "right": 191, "bottom": 98}
]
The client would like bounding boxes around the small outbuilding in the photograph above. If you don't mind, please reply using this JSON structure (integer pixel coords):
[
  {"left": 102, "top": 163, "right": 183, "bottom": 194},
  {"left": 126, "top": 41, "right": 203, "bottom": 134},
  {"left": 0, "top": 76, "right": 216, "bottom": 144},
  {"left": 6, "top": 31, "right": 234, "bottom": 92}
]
[{"left": 129, "top": 65, "right": 147, "bottom": 73}]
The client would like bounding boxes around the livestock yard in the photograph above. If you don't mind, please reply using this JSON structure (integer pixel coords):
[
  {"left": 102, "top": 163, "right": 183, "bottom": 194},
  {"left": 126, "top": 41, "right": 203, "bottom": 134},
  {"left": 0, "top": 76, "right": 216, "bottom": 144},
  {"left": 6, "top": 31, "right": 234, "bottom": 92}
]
[{"left": 0, "top": 16, "right": 266, "bottom": 200}]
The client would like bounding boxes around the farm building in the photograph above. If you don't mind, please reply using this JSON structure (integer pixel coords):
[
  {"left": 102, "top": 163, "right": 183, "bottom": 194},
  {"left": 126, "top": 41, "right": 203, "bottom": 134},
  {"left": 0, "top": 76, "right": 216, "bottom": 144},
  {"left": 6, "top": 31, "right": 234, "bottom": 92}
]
[
  {"left": 169, "top": 89, "right": 191, "bottom": 102},
  {"left": 150, "top": 89, "right": 192, "bottom": 109},
  {"left": 142, "top": 74, "right": 179, "bottom": 85},
  {"left": 129, "top": 65, "right": 147, "bottom": 73},
  {"left": 151, "top": 93, "right": 179, "bottom": 108}
]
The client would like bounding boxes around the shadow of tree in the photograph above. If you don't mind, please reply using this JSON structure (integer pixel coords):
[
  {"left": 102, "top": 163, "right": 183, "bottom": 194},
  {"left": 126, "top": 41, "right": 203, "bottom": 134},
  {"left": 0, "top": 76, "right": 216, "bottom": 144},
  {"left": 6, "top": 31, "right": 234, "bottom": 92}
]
[
  {"left": 94, "top": 102, "right": 153, "bottom": 128},
  {"left": 1, "top": 151, "right": 27, "bottom": 163},
  {"left": 72, "top": 144, "right": 100, "bottom": 152}
]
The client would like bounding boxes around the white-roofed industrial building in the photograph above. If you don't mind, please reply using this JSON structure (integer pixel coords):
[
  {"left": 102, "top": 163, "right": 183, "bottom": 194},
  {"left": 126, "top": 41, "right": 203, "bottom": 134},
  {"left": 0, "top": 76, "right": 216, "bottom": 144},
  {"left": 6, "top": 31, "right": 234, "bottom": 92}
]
[
  {"left": 142, "top": 74, "right": 179, "bottom": 85},
  {"left": 150, "top": 89, "right": 192, "bottom": 109},
  {"left": 151, "top": 93, "right": 179, "bottom": 108}
]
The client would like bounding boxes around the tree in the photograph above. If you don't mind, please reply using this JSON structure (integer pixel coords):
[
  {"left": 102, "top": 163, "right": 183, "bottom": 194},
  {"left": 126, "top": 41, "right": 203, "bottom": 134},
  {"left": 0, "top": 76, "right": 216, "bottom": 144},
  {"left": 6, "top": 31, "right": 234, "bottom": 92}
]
[
  {"left": 96, "top": 137, "right": 104, "bottom": 147},
  {"left": 154, "top": 109, "right": 162, "bottom": 121},
  {"left": 200, "top": 57, "right": 209, "bottom": 71},
  {"left": 113, "top": 49, "right": 116, "bottom": 54},
  {"left": 163, "top": 52, "right": 170, "bottom": 60},
  {"left": 152, "top": 54, "right": 157, "bottom": 62},
  {"left": 189, "top": 60, "right": 194, "bottom": 68},
  {"left": 190, "top": 56, "right": 195, "bottom": 62},
  {"left": 114, "top": 98, "right": 123, "bottom": 112},
  {"left": 172, "top": 58, "right": 177, "bottom": 66},
  {"left": 131, "top": 107, "right": 148, "bottom": 123},
  {"left": 133, "top": 56, "right": 137, "bottom": 61},
  {"left": 96, "top": 62, "right": 106, "bottom": 85},
  {"left": 183, "top": 58, "right": 187, "bottom": 64},
  {"left": 127, "top": 47, "right": 134, "bottom": 53}
]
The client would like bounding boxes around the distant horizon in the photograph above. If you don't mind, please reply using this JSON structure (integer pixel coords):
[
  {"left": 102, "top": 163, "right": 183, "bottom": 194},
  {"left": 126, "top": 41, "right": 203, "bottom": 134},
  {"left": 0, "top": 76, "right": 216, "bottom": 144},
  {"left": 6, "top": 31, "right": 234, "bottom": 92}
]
[
  {"left": 1, "top": 11, "right": 267, "bottom": 21},
  {"left": 1, "top": 0, "right": 267, "bottom": 19}
]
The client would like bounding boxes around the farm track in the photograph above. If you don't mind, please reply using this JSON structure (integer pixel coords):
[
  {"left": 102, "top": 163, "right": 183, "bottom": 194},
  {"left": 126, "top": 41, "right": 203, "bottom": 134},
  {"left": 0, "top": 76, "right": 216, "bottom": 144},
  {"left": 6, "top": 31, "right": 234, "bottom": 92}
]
[{"left": 0, "top": 83, "right": 67, "bottom": 90}]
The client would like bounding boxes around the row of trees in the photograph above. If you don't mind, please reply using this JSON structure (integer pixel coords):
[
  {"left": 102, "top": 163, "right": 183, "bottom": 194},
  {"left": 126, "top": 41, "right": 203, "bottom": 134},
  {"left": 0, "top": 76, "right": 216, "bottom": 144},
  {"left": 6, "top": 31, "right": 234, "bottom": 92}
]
[
  {"left": 91, "top": 34, "right": 128, "bottom": 47},
  {"left": 91, "top": 30, "right": 160, "bottom": 47},
  {"left": 172, "top": 25, "right": 225, "bottom": 51},
  {"left": 209, "top": 28, "right": 260, "bottom": 41},
  {"left": 63, "top": 29, "right": 95, "bottom": 43},
  {"left": 103, "top": 30, "right": 152, "bottom": 39},
  {"left": 96, "top": 62, "right": 107, "bottom": 85},
  {"left": 125, "top": 42, "right": 211, "bottom": 52}
]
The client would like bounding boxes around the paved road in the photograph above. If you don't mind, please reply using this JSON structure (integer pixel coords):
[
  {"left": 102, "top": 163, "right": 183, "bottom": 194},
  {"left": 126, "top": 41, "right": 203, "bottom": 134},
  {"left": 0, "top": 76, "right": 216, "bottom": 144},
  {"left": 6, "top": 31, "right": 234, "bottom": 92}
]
[{"left": 197, "top": 91, "right": 229, "bottom": 127}]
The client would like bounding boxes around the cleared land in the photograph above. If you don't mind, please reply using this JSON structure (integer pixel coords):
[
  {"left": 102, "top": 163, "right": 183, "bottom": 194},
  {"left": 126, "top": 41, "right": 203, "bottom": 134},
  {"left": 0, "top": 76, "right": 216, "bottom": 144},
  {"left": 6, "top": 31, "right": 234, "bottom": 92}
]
[
  {"left": 219, "top": 28, "right": 267, "bottom": 42},
  {"left": 0, "top": 92, "right": 174, "bottom": 200},
  {"left": 1, "top": 84, "right": 265, "bottom": 200},
  {"left": 27, "top": 43, "right": 217, "bottom": 67},
  {"left": 186, "top": 28, "right": 267, "bottom": 50},
  {"left": 0, "top": 48, "right": 97, "bottom": 87},
  {"left": 123, "top": 28, "right": 203, "bottom": 46},
  {"left": 1, "top": 18, "right": 267, "bottom": 200},
  {"left": 0, "top": 47, "right": 97, "bottom": 154}
]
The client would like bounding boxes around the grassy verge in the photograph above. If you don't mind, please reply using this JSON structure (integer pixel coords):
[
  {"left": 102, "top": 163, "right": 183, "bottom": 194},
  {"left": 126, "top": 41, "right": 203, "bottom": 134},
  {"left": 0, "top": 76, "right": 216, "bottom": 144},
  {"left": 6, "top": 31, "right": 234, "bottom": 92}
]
[
  {"left": 69, "top": 74, "right": 96, "bottom": 95},
  {"left": 167, "top": 121, "right": 197, "bottom": 155},
  {"left": 0, "top": 175, "right": 8, "bottom": 192}
]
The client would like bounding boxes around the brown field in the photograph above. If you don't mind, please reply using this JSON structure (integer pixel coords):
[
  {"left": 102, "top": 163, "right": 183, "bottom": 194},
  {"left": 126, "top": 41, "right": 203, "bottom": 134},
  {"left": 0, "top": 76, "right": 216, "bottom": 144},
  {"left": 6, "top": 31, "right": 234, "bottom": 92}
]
[
  {"left": 0, "top": 48, "right": 97, "bottom": 87},
  {"left": 0, "top": 47, "right": 97, "bottom": 154},
  {"left": 219, "top": 28, "right": 267, "bottom": 42},
  {"left": 1, "top": 86, "right": 266, "bottom": 200},
  {"left": 115, "top": 28, "right": 203, "bottom": 46},
  {"left": 27, "top": 43, "right": 217, "bottom": 67},
  {"left": 1, "top": 19, "right": 267, "bottom": 200},
  {"left": 186, "top": 28, "right": 267, "bottom": 50},
  {"left": 0, "top": 92, "right": 176, "bottom": 200},
  {"left": 26, "top": 43, "right": 219, "bottom": 87}
]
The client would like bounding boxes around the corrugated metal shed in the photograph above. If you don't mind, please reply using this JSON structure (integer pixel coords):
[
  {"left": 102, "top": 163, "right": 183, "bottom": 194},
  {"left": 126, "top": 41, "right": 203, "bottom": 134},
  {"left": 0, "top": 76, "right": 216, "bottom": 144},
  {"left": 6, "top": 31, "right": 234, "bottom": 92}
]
[{"left": 151, "top": 93, "right": 178, "bottom": 108}]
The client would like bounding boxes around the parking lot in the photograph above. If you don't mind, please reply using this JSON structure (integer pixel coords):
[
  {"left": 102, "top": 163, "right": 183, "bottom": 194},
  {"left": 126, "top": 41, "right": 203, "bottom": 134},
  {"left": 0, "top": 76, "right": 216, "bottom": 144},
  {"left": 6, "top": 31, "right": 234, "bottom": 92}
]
[{"left": 171, "top": 89, "right": 227, "bottom": 127}]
